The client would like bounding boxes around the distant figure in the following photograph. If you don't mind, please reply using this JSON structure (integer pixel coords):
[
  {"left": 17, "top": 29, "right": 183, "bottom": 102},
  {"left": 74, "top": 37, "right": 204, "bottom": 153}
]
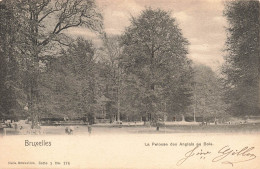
[
  {"left": 173, "top": 117, "right": 176, "bottom": 121},
  {"left": 88, "top": 125, "right": 92, "bottom": 135},
  {"left": 0, "top": 123, "right": 4, "bottom": 136},
  {"left": 65, "top": 126, "right": 74, "bottom": 135},
  {"left": 36, "top": 122, "right": 41, "bottom": 129},
  {"left": 156, "top": 122, "right": 160, "bottom": 131},
  {"left": 201, "top": 121, "right": 207, "bottom": 126},
  {"left": 14, "top": 123, "right": 18, "bottom": 131}
]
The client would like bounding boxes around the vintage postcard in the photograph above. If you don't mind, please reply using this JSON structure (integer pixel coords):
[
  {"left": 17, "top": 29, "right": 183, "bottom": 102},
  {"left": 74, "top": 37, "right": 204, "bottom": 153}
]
[{"left": 0, "top": 0, "right": 259, "bottom": 169}]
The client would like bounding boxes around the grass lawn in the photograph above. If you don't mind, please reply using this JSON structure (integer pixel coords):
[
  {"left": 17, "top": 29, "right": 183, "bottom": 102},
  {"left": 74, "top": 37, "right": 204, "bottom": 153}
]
[{"left": 3, "top": 123, "right": 260, "bottom": 135}]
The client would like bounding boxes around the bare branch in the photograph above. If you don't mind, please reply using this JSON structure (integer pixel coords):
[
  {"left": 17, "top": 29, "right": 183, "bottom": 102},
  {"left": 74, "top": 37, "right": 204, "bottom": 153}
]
[{"left": 38, "top": 8, "right": 59, "bottom": 23}]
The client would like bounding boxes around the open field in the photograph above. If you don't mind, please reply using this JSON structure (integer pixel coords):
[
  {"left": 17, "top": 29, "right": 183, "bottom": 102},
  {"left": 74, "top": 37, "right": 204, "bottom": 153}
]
[{"left": 3, "top": 123, "right": 260, "bottom": 136}]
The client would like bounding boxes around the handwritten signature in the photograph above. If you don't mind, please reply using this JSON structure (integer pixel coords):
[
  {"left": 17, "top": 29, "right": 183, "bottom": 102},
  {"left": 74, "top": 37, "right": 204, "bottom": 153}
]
[{"left": 177, "top": 145, "right": 256, "bottom": 166}]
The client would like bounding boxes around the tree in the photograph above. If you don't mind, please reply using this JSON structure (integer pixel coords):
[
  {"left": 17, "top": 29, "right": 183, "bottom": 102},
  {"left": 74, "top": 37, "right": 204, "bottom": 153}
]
[
  {"left": 64, "top": 38, "right": 97, "bottom": 119},
  {"left": 98, "top": 34, "right": 124, "bottom": 121},
  {"left": 0, "top": 2, "right": 27, "bottom": 120},
  {"left": 120, "top": 8, "right": 193, "bottom": 122},
  {"left": 222, "top": 0, "right": 259, "bottom": 116},
  {"left": 119, "top": 73, "right": 147, "bottom": 122},
  {"left": 4, "top": 0, "right": 103, "bottom": 127},
  {"left": 38, "top": 37, "right": 97, "bottom": 121},
  {"left": 191, "top": 64, "right": 228, "bottom": 122}
]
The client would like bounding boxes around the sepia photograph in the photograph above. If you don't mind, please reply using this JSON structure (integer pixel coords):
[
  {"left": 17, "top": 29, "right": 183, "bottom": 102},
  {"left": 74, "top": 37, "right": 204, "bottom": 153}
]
[{"left": 0, "top": 0, "right": 259, "bottom": 168}]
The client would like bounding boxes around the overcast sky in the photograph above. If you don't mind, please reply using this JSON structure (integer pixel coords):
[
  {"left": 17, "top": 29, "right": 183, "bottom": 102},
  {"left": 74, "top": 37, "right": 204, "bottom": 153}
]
[{"left": 68, "top": 0, "right": 228, "bottom": 72}]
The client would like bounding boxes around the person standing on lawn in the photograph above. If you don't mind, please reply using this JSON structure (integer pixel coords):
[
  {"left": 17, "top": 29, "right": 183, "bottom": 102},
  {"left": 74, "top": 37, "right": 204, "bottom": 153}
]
[{"left": 88, "top": 124, "right": 92, "bottom": 136}]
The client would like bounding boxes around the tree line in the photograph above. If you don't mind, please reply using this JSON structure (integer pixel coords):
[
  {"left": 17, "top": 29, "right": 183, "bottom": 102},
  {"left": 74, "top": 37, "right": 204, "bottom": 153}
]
[
  {"left": 222, "top": 0, "right": 259, "bottom": 117},
  {"left": 0, "top": 0, "right": 258, "bottom": 127}
]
